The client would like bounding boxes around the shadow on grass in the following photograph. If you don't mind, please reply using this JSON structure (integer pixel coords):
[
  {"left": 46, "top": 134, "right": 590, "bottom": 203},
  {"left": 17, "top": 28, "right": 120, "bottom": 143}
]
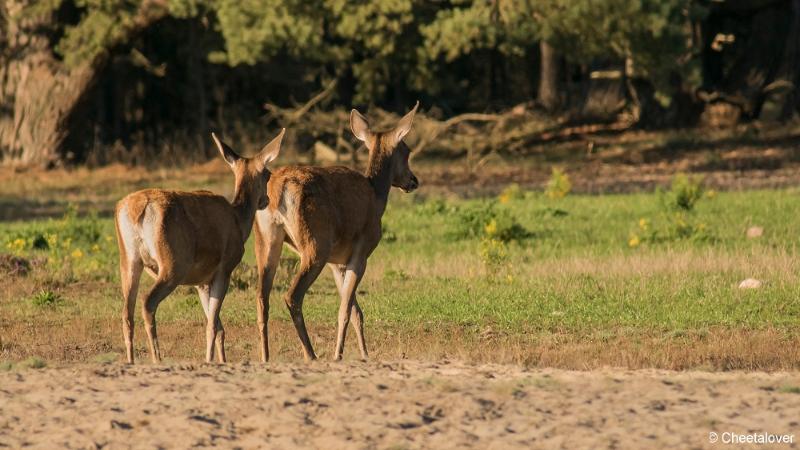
[{"left": 0, "top": 197, "right": 115, "bottom": 222}]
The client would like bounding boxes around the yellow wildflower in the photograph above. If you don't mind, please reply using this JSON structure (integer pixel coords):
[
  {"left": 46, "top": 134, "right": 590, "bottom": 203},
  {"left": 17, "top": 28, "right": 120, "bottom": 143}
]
[
  {"left": 498, "top": 193, "right": 511, "bottom": 204},
  {"left": 628, "top": 234, "right": 641, "bottom": 248},
  {"left": 484, "top": 219, "right": 498, "bottom": 237}
]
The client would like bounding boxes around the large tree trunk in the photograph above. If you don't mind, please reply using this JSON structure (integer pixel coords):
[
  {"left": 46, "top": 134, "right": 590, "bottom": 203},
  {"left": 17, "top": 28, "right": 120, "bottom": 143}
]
[
  {"left": 0, "top": 4, "right": 90, "bottom": 166},
  {"left": 538, "top": 41, "right": 560, "bottom": 111},
  {"left": 0, "top": 0, "right": 166, "bottom": 167}
]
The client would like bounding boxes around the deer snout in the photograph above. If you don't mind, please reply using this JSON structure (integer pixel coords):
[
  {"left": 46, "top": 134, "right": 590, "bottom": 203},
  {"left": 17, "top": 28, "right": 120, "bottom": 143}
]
[{"left": 404, "top": 174, "right": 419, "bottom": 192}]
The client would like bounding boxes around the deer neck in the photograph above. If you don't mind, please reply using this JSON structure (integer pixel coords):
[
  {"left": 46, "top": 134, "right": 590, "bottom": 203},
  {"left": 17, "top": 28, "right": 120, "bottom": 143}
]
[
  {"left": 365, "top": 150, "right": 393, "bottom": 216},
  {"left": 231, "top": 194, "right": 257, "bottom": 243}
]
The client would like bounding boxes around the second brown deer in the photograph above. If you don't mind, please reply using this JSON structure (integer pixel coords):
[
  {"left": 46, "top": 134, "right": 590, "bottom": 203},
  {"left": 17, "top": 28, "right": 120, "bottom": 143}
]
[{"left": 254, "top": 102, "right": 420, "bottom": 361}]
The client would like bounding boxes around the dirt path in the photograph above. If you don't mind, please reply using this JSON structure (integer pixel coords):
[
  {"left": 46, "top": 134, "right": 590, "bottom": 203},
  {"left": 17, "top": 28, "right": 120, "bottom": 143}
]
[{"left": 1, "top": 361, "right": 799, "bottom": 449}]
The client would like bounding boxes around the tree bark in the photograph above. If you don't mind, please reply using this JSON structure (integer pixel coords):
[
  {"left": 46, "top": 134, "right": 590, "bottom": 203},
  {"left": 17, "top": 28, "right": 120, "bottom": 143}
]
[
  {"left": 538, "top": 41, "right": 560, "bottom": 111},
  {"left": 0, "top": 0, "right": 167, "bottom": 167}
]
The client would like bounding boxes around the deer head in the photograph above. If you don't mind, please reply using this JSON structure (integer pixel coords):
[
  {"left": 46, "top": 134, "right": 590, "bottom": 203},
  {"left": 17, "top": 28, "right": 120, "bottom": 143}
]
[
  {"left": 212, "top": 129, "right": 285, "bottom": 211},
  {"left": 351, "top": 102, "right": 420, "bottom": 193}
]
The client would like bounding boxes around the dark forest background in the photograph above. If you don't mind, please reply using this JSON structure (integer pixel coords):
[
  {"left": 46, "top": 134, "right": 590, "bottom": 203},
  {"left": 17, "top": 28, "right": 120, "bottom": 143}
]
[{"left": 1, "top": 0, "right": 799, "bottom": 167}]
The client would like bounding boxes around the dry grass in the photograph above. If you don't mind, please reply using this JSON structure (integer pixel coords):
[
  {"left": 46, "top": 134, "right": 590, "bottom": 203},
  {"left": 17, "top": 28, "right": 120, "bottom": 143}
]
[{"left": 2, "top": 314, "right": 799, "bottom": 371}]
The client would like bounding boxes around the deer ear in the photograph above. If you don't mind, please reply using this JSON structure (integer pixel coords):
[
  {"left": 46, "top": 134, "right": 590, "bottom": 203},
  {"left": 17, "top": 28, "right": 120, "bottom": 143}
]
[
  {"left": 350, "top": 109, "right": 372, "bottom": 144},
  {"left": 258, "top": 128, "right": 285, "bottom": 168},
  {"left": 390, "top": 101, "right": 419, "bottom": 146},
  {"left": 212, "top": 132, "right": 241, "bottom": 167}
]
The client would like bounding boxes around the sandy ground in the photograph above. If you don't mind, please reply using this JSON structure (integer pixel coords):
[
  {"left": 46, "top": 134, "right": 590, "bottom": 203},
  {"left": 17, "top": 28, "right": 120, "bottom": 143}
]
[{"left": 1, "top": 361, "right": 799, "bottom": 449}]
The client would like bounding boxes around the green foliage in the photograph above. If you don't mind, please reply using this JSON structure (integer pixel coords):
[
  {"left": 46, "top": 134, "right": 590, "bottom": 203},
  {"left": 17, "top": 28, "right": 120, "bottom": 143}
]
[
  {"left": 537, "top": 0, "right": 695, "bottom": 92},
  {"left": 545, "top": 168, "right": 572, "bottom": 199},
  {"left": 381, "top": 222, "right": 398, "bottom": 243},
  {"left": 3, "top": 205, "right": 102, "bottom": 253},
  {"left": 30, "top": 290, "right": 62, "bottom": 308},
  {"left": 212, "top": 0, "right": 321, "bottom": 65},
  {"left": 415, "top": 198, "right": 454, "bottom": 217},
  {"left": 92, "top": 352, "right": 119, "bottom": 364},
  {"left": 498, "top": 183, "right": 525, "bottom": 203},
  {"left": 38, "top": 0, "right": 701, "bottom": 107},
  {"left": 449, "top": 199, "right": 530, "bottom": 243},
  {"left": 629, "top": 174, "right": 713, "bottom": 247},
  {"left": 779, "top": 385, "right": 800, "bottom": 394},
  {"left": 479, "top": 236, "right": 509, "bottom": 271},
  {"left": 230, "top": 262, "right": 257, "bottom": 291},
  {"left": 660, "top": 173, "right": 704, "bottom": 212},
  {"left": 18, "top": 357, "right": 47, "bottom": 369},
  {"left": 56, "top": 0, "right": 169, "bottom": 67}
]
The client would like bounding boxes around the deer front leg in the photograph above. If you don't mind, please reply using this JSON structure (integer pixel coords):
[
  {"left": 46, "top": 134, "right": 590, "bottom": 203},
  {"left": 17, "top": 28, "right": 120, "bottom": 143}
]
[
  {"left": 350, "top": 300, "right": 368, "bottom": 360},
  {"left": 330, "top": 264, "right": 368, "bottom": 360},
  {"left": 197, "top": 285, "right": 225, "bottom": 362},
  {"left": 141, "top": 278, "right": 177, "bottom": 364},
  {"left": 333, "top": 259, "right": 366, "bottom": 361}
]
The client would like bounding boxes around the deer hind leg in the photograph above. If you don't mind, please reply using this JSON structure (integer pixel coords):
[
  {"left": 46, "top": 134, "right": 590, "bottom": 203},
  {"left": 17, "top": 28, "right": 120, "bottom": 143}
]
[
  {"left": 119, "top": 254, "right": 143, "bottom": 364},
  {"left": 116, "top": 211, "right": 144, "bottom": 364},
  {"left": 141, "top": 276, "right": 178, "bottom": 363},
  {"left": 254, "top": 219, "right": 285, "bottom": 362},
  {"left": 333, "top": 257, "right": 367, "bottom": 361},
  {"left": 285, "top": 256, "right": 326, "bottom": 361}
]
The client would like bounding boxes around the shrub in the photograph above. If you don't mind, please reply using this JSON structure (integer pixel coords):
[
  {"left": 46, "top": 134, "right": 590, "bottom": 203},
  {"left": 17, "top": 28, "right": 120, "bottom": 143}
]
[
  {"left": 30, "top": 290, "right": 62, "bottom": 308},
  {"left": 381, "top": 223, "right": 397, "bottom": 243},
  {"left": 230, "top": 262, "right": 257, "bottom": 291},
  {"left": 545, "top": 168, "right": 572, "bottom": 199},
  {"left": 479, "top": 237, "right": 509, "bottom": 269},
  {"left": 660, "top": 173, "right": 704, "bottom": 211},
  {"left": 449, "top": 201, "right": 499, "bottom": 240},
  {"left": 416, "top": 198, "right": 452, "bottom": 216},
  {"left": 498, "top": 183, "right": 525, "bottom": 204},
  {"left": 629, "top": 174, "right": 714, "bottom": 247},
  {"left": 483, "top": 213, "right": 530, "bottom": 243},
  {"left": 18, "top": 357, "right": 47, "bottom": 369},
  {"left": 450, "top": 201, "right": 530, "bottom": 242},
  {"left": 3, "top": 204, "right": 103, "bottom": 262}
]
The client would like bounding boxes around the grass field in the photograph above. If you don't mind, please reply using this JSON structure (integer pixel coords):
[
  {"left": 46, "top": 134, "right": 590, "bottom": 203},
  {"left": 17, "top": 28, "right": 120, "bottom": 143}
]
[{"left": 1, "top": 164, "right": 800, "bottom": 370}]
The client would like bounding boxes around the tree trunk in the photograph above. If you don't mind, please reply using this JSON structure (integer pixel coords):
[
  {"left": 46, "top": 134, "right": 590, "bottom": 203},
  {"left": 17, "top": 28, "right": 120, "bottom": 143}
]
[
  {"left": 0, "top": 5, "right": 92, "bottom": 166},
  {"left": 538, "top": 41, "right": 560, "bottom": 111},
  {"left": 0, "top": 0, "right": 167, "bottom": 167}
]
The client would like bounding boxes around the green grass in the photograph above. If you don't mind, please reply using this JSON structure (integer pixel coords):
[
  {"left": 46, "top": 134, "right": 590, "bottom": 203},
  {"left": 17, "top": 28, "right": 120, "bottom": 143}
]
[{"left": 1, "top": 185, "right": 800, "bottom": 367}]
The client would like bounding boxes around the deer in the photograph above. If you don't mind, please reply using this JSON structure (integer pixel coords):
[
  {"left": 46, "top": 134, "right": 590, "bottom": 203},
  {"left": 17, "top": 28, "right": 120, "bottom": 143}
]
[
  {"left": 253, "top": 102, "right": 420, "bottom": 362},
  {"left": 114, "top": 129, "right": 285, "bottom": 364}
]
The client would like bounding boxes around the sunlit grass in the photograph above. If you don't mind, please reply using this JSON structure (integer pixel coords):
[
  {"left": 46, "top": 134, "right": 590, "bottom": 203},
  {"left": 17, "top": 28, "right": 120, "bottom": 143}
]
[{"left": 1, "top": 184, "right": 800, "bottom": 368}]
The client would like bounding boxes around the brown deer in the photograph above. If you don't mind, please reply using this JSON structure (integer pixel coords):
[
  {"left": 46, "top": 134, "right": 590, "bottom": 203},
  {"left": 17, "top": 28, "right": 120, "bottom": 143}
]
[
  {"left": 254, "top": 102, "right": 420, "bottom": 361},
  {"left": 114, "top": 129, "right": 285, "bottom": 364}
]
